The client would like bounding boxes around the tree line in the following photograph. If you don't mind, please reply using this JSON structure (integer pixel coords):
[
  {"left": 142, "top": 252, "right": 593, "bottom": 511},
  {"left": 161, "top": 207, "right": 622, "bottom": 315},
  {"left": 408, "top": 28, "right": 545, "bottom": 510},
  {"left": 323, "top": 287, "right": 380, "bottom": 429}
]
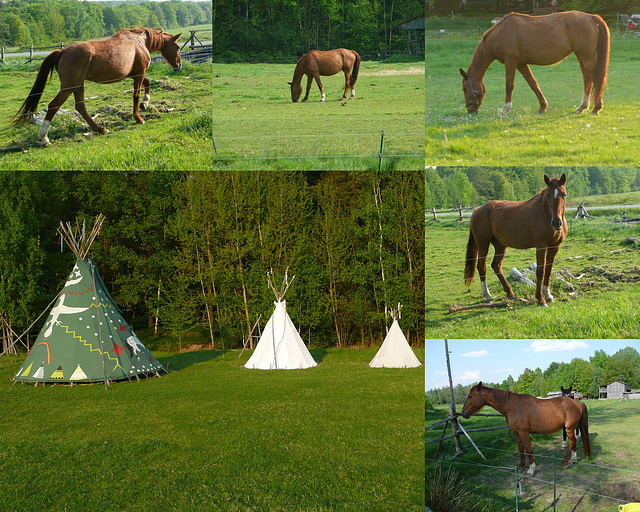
[
  {"left": 0, "top": 171, "right": 424, "bottom": 354},
  {"left": 426, "top": 346, "right": 640, "bottom": 404},
  {"left": 211, "top": 0, "right": 425, "bottom": 62},
  {"left": 425, "top": 166, "right": 640, "bottom": 209},
  {"left": 0, "top": 0, "right": 211, "bottom": 47}
]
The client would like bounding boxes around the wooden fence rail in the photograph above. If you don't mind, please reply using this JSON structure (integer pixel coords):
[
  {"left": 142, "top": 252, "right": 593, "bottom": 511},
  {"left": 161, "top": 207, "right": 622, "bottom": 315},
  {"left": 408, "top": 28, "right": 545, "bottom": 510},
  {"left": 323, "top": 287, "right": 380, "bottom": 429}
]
[{"left": 1, "top": 42, "right": 64, "bottom": 63}]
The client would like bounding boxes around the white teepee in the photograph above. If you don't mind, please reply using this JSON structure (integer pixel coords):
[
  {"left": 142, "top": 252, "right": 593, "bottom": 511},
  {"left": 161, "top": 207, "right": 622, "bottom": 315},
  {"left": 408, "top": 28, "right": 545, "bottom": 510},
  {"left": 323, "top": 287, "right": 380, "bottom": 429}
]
[
  {"left": 369, "top": 304, "right": 421, "bottom": 368},
  {"left": 245, "top": 270, "right": 317, "bottom": 370}
]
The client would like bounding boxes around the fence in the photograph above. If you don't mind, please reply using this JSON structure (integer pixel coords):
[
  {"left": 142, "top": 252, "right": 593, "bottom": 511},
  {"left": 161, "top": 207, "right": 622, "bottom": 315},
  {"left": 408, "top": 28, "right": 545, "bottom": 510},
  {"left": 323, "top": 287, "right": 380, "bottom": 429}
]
[{"left": 1, "top": 42, "right": 64, "bottom": 63}]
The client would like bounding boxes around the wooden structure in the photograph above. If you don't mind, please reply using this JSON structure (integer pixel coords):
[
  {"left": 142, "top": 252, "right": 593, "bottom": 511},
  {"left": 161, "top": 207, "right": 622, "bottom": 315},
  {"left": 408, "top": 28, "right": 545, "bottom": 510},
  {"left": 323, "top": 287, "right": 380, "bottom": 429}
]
[{"left": 397, "top": 14, "right": 425, "bottom": 56}]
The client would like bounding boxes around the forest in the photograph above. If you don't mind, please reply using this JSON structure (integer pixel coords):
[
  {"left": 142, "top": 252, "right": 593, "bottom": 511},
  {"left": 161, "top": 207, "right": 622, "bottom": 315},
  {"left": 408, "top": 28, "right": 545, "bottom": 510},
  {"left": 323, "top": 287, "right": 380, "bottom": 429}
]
[
  {"left": 425, "top": 166, "right": 640, "bottom": 209},
  {"left": 211, "top": 0, "right": 425, "bottom": 62},
  {"left": 0, "top": 171, "right": 425, "bottom": 354},
  {"left": 426, "top": 346, "right": 640, "bottom": 403},
  {"left": 0, "top": 0, "right": 211, "bottom": 46}
]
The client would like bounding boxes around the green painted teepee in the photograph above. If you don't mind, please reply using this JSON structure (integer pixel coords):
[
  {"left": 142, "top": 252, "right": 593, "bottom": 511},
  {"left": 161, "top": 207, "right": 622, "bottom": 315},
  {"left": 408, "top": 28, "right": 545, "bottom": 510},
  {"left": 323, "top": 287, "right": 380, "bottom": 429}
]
[{"left": 14, "top": 215, "right": 164, "bottom": 386}]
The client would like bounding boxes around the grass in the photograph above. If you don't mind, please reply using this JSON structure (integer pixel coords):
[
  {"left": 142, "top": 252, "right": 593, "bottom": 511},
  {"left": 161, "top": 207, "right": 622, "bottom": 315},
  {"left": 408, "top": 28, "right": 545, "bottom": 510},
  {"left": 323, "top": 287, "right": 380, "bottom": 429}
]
[
  {"left": 425, "top": 399, "right": 640, "bottom": 511},
  {"left": 212, "top": 61, "right": 424, "bottom": 170},
  {"left": 0, "top": 346, "right": 424, "bottom": 511},
  {"left": 425, "top": 29, "right": 640, "bottom": 166},
  {"left": 425, "top": 193, "right": 640, "bottom": 338},
  {"left": 0, "top": 61, "right": 212, "bottom": 170}
]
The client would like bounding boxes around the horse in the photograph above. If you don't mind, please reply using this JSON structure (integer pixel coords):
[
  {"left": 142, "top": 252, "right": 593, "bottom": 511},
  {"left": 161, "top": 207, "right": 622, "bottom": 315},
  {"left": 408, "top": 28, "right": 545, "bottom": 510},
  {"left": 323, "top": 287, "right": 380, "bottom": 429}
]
[
  {"left": 464, "top": 173, "right": 567, "bottom": 307},
  {"left": 461, "top": 382, "right": 591, "bottom": 475},
  {"left": 12, "top": 27, "right": 182, "bottom": 146},
  {"left": 561, "top": 386, "right": 585, "bottom": 448},
  {"left": 459, "top": 11, "right": 609, "bottom": 115},
  {"left": 288, "top": 48, "right": 360, "bottom": 103}
]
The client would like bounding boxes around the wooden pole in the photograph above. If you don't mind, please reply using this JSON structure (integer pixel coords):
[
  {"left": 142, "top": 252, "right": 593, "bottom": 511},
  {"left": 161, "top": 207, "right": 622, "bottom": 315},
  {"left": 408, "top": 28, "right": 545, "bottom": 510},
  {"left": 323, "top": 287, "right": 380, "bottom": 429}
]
[{"left": 445, "top": 339, "right": 463, "bottom": 455}]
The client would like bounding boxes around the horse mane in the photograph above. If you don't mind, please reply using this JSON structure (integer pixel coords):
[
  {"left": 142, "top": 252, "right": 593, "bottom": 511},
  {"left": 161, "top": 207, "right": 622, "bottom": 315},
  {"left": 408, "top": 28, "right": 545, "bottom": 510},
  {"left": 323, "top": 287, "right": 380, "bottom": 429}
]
[
  {"left": 117, "top": 27, "right": 167, "bottom": 51},
  {"left": 481, "top": 385, "right": 528, "bottom": 407}
]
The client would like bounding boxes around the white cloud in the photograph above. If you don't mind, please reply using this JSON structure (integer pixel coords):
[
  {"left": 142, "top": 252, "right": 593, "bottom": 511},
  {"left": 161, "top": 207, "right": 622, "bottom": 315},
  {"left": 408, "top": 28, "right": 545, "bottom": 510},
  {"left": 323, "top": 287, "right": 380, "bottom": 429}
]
[
  {"left": 492, "top": 368, "right": 514, "bottom": 374},
  {"left": 461, "top": 350, "right": 489, "bottom": 358},
  {"left": 456, "top": 370, "right": 481, "bottom": 382},
  {"left": 434, "top": 370, "right": 447, "bottom": 376},
  {"left": 530, "top": 339, "right": 589, "bottom": 353}
]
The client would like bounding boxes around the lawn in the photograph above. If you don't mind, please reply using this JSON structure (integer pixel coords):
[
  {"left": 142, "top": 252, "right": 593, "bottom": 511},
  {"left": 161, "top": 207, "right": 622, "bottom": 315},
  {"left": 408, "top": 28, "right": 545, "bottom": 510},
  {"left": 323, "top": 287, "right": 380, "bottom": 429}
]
[
  {"left": 0, "top": 346, "right": 424, "bottom": 511},
  {"left": 425, "top": 195, "right": 640, "bottom": 338},
  {"left": 425, "top": 25, "right": 640, "bottom": 166},
  {"left": 426, "top": 399, "right": 640, "bottom": 511},
  {"left": 212, "top": 60, "right": 425, "bottom": 170}
]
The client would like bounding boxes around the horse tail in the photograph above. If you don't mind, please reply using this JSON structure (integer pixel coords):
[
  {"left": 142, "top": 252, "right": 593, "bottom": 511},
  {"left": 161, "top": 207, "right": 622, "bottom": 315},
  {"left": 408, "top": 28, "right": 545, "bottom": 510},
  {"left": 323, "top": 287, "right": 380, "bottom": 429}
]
[
  {"left": 464, "top": 229, "right": 477, "bottom": 287},
  {"left": 12, "top": 50, "right": 62, "bottom": 126},
  {"left": 591, "top": 14, "right": 610, "bottom": 112},
  {"left": 350, "top": 51, "right": 360, "bottom": 87},
  {"left": 580, "top": 406, "right": 591, "bottom": 459}
]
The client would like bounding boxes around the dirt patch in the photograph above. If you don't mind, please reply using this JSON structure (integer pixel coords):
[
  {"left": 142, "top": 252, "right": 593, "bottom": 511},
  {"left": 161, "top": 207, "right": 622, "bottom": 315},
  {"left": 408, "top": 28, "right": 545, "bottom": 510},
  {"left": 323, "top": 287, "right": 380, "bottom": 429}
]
[
  {"left": 361, "top": 67, "right": 424, "bottom": 76},
  {"left": 557, "top": 265, "right": 640, "bottom": 294}
]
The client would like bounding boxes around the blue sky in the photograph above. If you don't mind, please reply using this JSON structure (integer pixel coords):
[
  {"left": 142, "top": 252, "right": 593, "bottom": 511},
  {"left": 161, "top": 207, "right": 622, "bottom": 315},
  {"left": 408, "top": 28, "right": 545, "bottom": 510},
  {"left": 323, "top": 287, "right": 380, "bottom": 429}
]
[{"left": 425, "top": 339, "right": 640, "bottom": 391}]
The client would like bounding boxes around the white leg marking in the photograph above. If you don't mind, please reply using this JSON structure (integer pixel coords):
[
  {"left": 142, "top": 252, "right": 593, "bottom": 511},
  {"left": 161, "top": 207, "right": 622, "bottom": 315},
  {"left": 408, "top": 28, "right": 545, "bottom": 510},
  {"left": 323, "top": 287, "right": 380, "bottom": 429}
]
[
  {"left": 349, "top": 88, "right": 355, "bottom": 100},
  {"left": 38, "top": 120, "right": 51, "bottom": 146},
  {"left": 542, "top": 285, "right": 554, "bottom": 302},
  {"left": 320, "top": 92, "right": 326, "bottom": 103},
  {"left": 571, "top": 450, "right": 577, "bottom": 462},
  {"left": 481, "top": 281, "right": 494, "bottom": 303},
  {"left": 501, "top": 102, "right": 512, "bottom": 115},
  {"left": 562, "top": 439, "right": 567, "bottom": 449},
  {"left": 527, "top": 462, "right": 536, "bottom": 475}
]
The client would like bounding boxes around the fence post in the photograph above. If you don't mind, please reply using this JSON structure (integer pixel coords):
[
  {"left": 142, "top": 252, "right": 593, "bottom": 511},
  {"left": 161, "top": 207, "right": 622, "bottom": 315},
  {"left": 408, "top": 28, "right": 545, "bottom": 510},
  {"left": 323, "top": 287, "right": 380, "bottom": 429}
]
[
  {"left": 29, "top": 44, "right": 33, "bottom": 63},
  {"left": 431, "top": 207, "right": 437, "bottom": 221},
  {"left": 378, "top": 130, "right": 385, "bottom": 171},
  {"left": 553, "top": 453, "right": 557, "bottom": 512},
  {"left": 1, "top": 43, "right": 4, "bottom": 64},
  {"left": 514, "top": 466, "right": 519, "bottom": 512}
]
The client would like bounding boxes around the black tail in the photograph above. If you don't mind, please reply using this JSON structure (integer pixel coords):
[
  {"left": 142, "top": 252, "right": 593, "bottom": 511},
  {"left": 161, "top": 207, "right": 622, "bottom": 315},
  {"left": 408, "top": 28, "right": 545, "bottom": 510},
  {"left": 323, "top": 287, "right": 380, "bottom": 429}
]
[
  {"left": 12, "top": 50, "right": 61, "bottom": 126},
  {"left": 580, "top": 406, "right": 591, "bottom": 459},
  {"left": 464, "top": 230, "right": 477, "bottom": 286}
]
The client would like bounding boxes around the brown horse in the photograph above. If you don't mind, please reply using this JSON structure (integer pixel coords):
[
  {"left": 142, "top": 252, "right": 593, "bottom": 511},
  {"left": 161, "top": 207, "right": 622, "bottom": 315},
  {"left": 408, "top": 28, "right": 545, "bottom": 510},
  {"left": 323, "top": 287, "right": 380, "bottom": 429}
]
[
  {"left": 459, "top": 11, "right": 609, "bottom": 115},
  {"left": 461, "top": 382, "right": 591, "bottom": 475},
  {"left": 288, "top": 48, "right": 360, "bottom": 103},
  {"left": 561, "top": 386, "right": 585, "bottom": 448},
  {"left": 464, "top": 173, "right": 567, "bottom": 306},
  {"left": 12, "top": 27, "right": 181, "bottom": 146}
]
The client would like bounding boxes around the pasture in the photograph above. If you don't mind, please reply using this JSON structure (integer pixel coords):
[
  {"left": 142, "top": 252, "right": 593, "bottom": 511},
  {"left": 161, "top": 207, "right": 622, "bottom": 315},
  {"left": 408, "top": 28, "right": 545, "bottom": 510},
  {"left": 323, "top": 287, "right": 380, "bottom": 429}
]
[
  {"left": 425, "top": 195, "right": 640, "bottom": 339},
  {"left": 0, "top": 60, "right": 212, "bottom": 170},
  {"left": 425, "top": 29, "right": 640, "bottom": 166},
  {"left": 0, "top": 346, "right": 424, "bottom": 511},
  {"left": 211, "top": 60, "right": 424, "bottom": 170},
  {"left": 425, "top": 399, "right": 640, "bottom": 511}
]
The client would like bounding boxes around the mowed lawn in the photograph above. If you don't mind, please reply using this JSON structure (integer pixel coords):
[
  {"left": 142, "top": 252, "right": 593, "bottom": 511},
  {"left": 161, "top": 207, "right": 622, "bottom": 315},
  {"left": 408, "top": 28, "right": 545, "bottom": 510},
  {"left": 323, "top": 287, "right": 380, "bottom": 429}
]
[
  {"left": 425, "top": 31, "right": 640, "bottom": 166},
  {"left": 0, "top": 347, "right": 424, "bottom": 511},
  {"left": 212, "top": 61, "right": 425, "bottom": 170}
]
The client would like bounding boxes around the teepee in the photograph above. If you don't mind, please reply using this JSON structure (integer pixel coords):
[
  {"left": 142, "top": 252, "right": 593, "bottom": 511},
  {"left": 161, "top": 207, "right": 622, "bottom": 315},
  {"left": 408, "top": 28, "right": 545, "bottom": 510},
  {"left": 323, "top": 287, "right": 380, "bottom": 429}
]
[
  {"left": 14, "top": 215, "right": 165, "bottom": 387},
  {"left": 245, "top": 269, "right": 317, "bottom": 370},
  {"left": 369, "top": 304, "right": 421, "bottom": 368}
]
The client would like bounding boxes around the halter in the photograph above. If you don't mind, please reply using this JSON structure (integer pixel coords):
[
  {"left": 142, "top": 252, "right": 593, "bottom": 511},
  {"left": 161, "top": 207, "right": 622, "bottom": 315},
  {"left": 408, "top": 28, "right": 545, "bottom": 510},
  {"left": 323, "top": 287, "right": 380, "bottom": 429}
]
[{"left": 465, "top": 76, "right": 482, "bottom": 110}]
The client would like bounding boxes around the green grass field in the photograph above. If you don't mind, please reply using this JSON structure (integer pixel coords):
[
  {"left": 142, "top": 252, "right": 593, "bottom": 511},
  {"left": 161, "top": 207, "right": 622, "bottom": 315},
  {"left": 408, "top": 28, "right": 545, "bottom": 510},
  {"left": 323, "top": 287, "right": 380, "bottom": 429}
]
[
  {"left": 425, "top": 195, "right": 640, "bottom": 338},
  {"left": 425, "top": 27, "right": 640, "bottom": 166},
  {"left": 0, "top": 60, "right": 212, "bottom": 170},
  {"left": 426, "top": 399, "right": 640, "bottom": 511},
  {"left": 212, "top": 60, "right": 424, "bottom": 170},
  {"left": 0, "top": 346, "right": 424, "bottom": 511}
]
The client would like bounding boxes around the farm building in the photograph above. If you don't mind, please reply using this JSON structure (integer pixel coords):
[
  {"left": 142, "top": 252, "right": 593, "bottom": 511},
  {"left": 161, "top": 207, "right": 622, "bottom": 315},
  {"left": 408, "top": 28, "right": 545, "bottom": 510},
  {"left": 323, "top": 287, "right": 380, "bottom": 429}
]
[
  {"left": 397, "top": 14, "right": 425, "bottom": 56},
  {"left": 598, "top": 381, "right": 640, "bottom": 399}
]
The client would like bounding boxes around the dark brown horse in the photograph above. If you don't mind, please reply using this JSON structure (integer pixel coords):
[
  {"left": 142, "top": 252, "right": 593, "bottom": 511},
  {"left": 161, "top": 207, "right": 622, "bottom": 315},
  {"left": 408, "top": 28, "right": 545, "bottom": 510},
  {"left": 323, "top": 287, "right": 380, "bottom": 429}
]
[
  {"left": 460, "top": 11, "right": 609, "bottom": 115},
  {"left": 288, "top": 48, "right": 360, "bottom": 103},
  {"left": 12, "top": 28, "right": 181, "bottom": 146},
  {"left": 461, "top": 382, "right": 591, "bottom": 475},
  {"left": 464, "top": 173, "right": 567, "bottom": 306}
]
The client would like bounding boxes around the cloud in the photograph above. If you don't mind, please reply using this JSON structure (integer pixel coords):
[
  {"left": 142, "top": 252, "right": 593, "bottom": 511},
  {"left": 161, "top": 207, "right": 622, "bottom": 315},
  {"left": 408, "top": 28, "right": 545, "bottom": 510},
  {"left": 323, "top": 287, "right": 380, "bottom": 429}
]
[
  {"left": 530, "top": 339, "right": 589, "bottom": 353},
  {"left": 492, "top": 368, "right": 514, "bottom": 374},
  {"left": 456, "top": 370, "right": 480, "bottom": 382},
  {"left": 461, "top": 350, "right": 489, "bottom": 358}
]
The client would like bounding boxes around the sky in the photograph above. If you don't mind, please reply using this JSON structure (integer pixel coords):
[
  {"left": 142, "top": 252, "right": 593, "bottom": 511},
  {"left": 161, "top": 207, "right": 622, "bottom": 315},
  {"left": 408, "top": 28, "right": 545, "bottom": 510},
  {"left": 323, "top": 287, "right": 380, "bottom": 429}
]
[{"left": 425, "top": 338, "right": 640, "bottom": 392}]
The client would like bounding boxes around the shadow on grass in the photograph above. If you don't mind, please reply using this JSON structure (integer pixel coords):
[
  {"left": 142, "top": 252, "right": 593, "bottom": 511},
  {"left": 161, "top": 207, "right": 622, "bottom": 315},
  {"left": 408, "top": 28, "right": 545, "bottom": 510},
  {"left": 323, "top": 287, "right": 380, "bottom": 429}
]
[
  {"left": 310, "top": 348, "right": 328, "bottom": 364},
  {"left": 159, "top": 349, "right": 225, "bottom": 373}
]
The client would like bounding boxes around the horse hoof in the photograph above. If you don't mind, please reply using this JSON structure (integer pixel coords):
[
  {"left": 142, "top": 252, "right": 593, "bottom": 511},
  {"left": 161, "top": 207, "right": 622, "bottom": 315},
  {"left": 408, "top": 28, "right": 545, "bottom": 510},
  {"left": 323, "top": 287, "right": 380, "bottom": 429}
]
[
  {"left": 40, "top": 137, "right": 50, "bottom": 147},
  {"left": 537, "top": 302, "right": 548, "bottom": 308}
]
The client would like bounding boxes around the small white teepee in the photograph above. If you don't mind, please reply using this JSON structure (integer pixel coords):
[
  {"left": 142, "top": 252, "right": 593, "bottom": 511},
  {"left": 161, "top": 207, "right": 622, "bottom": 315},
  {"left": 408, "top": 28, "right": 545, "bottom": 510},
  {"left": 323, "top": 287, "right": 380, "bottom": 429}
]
[
  {"left": 369, "top": 304, "right": 421, "bottom": 368},
  {"left": 245, "top": 269, "right": 317, "bottom": 370}
]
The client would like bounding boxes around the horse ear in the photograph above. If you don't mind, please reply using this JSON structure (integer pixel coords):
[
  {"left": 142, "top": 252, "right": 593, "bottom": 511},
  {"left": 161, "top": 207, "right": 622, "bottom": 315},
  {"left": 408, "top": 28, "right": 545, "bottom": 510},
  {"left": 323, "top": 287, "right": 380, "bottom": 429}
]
[
  {"left": 172, "top": 33, "right": 181, "bottom": 42},
  {"left": 459, "top": 68, "right": 468, "bottom": 79},
  {"left": 559, "top": 173, "right": 567, "bottom": 185},
  {"left": 476, "top": 381, "right": 483, "bottom": 389},
  {"left": 287, "top": 81, "right": 293, "bottom": 85},
  {"left": 544, "top": 174, "right": 551, "bottom": 185},
  {"left": 561, "top": 386, "right": 566, "bottom": 392}
]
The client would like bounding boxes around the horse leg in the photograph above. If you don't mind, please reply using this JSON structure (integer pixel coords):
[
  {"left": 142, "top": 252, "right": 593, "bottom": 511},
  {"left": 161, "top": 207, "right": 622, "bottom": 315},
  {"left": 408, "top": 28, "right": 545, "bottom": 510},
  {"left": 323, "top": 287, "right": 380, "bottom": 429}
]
[
  {"left": 341, "top": 70, "right": 350, "bottom": 100},
  {"left": 73, "top": 86, "right": 107, "bottom": 134},
  {"left": 541, "top": 244, "right": 560, "bottom": 304},
  {"left": 517, "top": 64, "right": 548, "bottom": 114},
  {"left": 476, "top": 243, "right": 494, "bottom": 303},
  {"left": 535, "top": 247, "right": 549, "bottom": 306},
  {"left": 490, "top": 241, "right": 515, "bottom": 299},
  {"left": 562, "top": 425, "right": 568, "bottom": 449},
  {"left": 513, "top": 431, "right": 527, "bottom": 471},
  {"left": 38, "top": 88, "right": 74, "bottom": 146},
  {"left": 501, "top": 60, "right": 518, "bottom": 115},
  {"left": 140, "top": 77, "right": 151, "bottom": 111},
  {"left": 132, "top": 75, "right": 145, "bottom": 124},
  {"left": 520, "top": 431, "right": 536, "bottom": 475},
  {"left": 302, "top": 75, "right": 313, "bottom": 102},
  {"left": 314, "top": 74, "right": 326, "bottom": 102},
  {"left": 563, "top": 428, "right": 578, "bottom": 468},
  {"left": 574, "top": 57, "right": 593, "bottom": 114}
]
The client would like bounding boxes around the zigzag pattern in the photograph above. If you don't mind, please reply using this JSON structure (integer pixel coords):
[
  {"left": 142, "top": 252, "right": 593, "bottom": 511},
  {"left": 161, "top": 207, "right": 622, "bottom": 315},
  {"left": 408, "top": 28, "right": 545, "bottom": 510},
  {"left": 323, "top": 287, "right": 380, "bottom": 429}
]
[
  {"left": 60, "top": 324, "right": 125, "bottom": 374},
  {"left": 66, "top": 285, "right": 95, "bottom": 296}
]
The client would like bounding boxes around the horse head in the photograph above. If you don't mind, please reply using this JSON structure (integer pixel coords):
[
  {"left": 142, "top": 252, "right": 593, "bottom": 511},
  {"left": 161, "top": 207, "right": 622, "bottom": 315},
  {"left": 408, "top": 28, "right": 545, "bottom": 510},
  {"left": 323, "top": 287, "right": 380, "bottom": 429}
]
[
  {"left": 542, "top": 173, "right": 567, "bottom": 231},
  {"left": 161, "top": 33, "right": 182, "bottom": 71},
  {"left": 460, "top": 68, "right": 485, "bottom": 113},
  {"left": 288, "top": 81, "right": 302, "bottom": 102},
  {"left": 561, "top": 385, "right": 572, "bottom": 396},
  {"left": 461, "top": 381, "right": 486, "bottom": 419}
]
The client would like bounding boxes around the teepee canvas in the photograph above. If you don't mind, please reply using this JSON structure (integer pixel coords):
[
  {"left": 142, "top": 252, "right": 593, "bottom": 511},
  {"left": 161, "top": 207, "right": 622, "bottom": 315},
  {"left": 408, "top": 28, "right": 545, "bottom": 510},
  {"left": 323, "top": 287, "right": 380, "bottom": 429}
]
[
  {"left": 14, "top": 215, "right": 164, "bottom": 385},
  {"left": 245, "top": 270, "right": 317, "bottom": 370},
  {"left": 369, "top": 304, "right": 421, "bottom": 368}
]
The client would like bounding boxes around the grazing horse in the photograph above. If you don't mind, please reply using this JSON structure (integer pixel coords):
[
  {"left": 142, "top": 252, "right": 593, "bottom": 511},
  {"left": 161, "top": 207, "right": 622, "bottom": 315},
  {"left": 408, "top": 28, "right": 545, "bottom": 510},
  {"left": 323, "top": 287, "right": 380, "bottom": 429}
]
[
  {"left": 461, "top": 382, "right": 591, "bottom": 475},
  {"left": 464, "top": 173, "right": 568, "bottom": 306},
  {"left": 12, "top": 27, "right": 182, "bottom": 146},
  {"left": 288, "top": 48, "right": 360, "bottom": 103},
  {"left": 459, "top": 11, "right": 609, "bottom": 115}
]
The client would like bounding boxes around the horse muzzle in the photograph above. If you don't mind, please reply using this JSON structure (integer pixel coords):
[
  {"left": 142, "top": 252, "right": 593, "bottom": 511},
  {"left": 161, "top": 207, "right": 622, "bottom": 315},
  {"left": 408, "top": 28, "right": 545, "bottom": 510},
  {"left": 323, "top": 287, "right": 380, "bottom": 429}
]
[
  {"left": 461, "top": 411, "right": 470, "bottom": 419},
  {"left": 552, "top": 219, "right": 563, "bottom": 231},
  {"left": 173, "top": 64, "right": 182, "bottom": 72}
]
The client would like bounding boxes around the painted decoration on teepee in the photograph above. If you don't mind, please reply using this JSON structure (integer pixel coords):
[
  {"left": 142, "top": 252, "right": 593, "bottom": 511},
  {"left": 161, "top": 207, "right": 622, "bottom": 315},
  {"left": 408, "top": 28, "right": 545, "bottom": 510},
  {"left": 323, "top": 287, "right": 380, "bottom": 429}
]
[{"left": 14, "top": 215, "right": 165, "bottom": 385}]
